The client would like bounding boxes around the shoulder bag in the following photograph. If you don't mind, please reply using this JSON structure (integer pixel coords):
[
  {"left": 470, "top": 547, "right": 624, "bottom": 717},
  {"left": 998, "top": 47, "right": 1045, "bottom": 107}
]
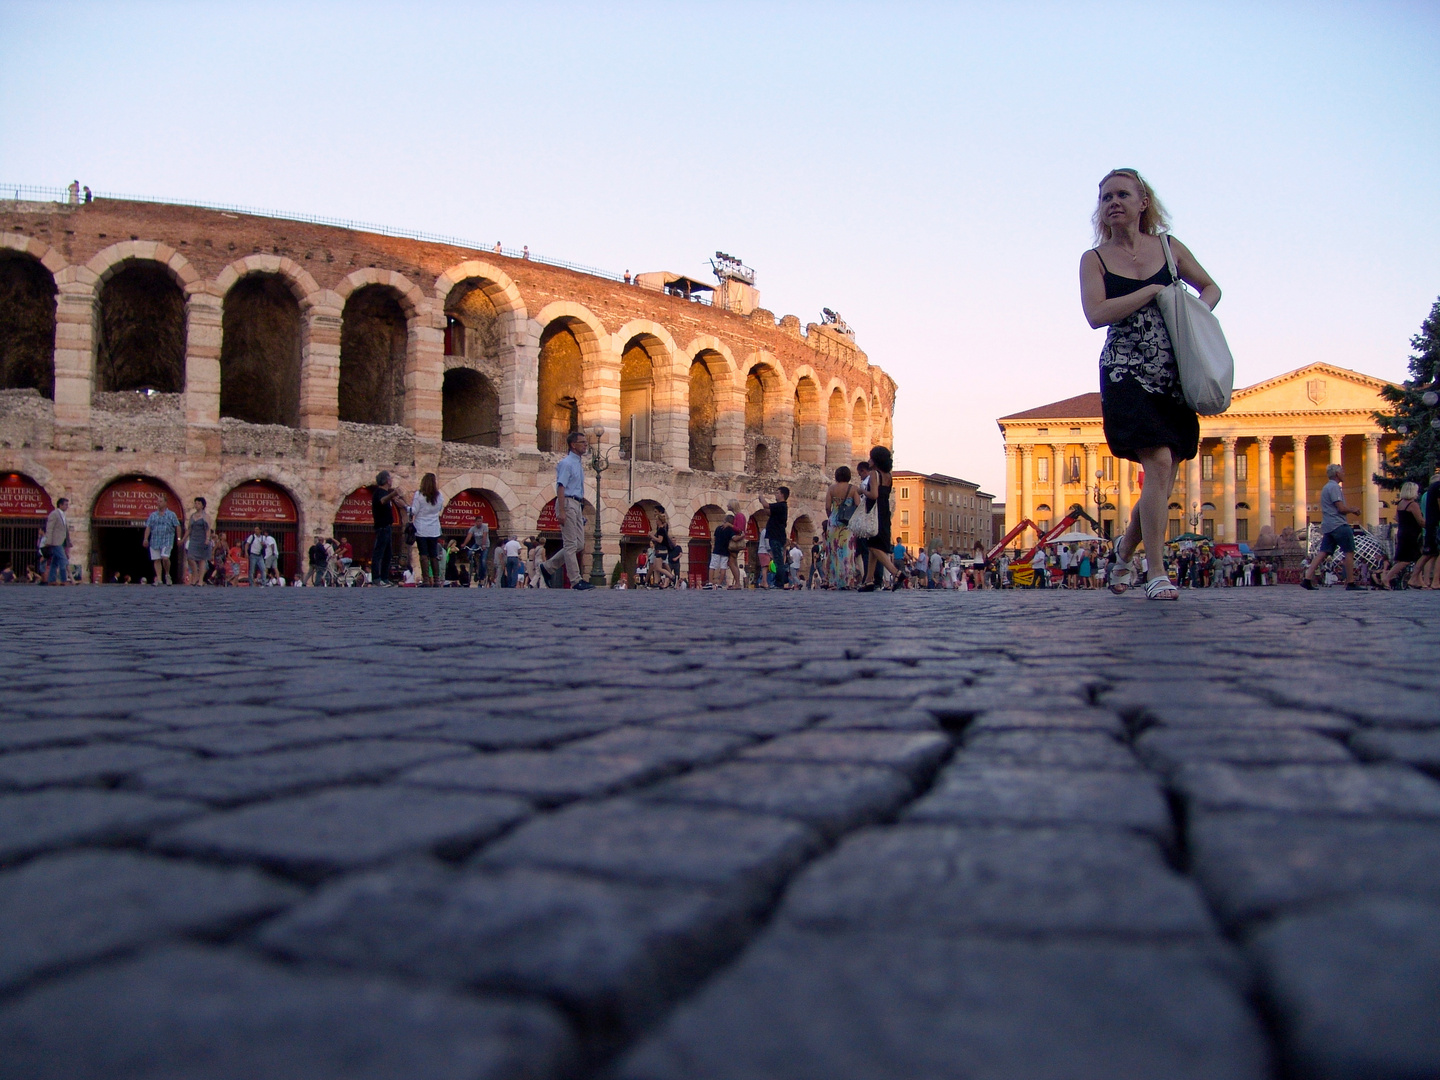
[
  {"left": 849, "top": 490, "right": 879, "bottom": 540},
  {"left": 1156, "top": 234, "right": 1233, "bottom": 416}
]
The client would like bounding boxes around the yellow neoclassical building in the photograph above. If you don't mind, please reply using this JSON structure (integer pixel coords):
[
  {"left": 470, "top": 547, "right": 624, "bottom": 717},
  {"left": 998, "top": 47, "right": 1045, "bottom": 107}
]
[{"left": 996, "top": 363, "right": 1402, "bottom": 545}]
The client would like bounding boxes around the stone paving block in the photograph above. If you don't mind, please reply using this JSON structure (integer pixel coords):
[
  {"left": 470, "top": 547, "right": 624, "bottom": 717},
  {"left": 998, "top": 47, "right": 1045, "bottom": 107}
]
[
  {"left": 0, "top": 945, "right": 575, "bottom": 1080},
  {"left": 390, "top": 714, "right": 615, "bottom": 749},
  {"left": 1172, "top": 762, "right": 1440, "bottom": 817},
  {"left": 738, "top": 730, "right": 951, "bottom": 783},
  {"left": 1269, "top": 682, "right": 1440, "bottom": 728},
  {"left": 561, "top": 726, "right": 753, "bottom": 768},
  {"left": 154, "top": 787, "right": 530, "bottom": 874},
  {"left": 132, "top": 739, "right": 466, "bottom": 804},
  {"left": 811, "top": 706, "right": 944, "bottom": 733},
  {"left": 963, "top": 707, "right": 1127, "bottom": 735},
  {"left": 643, "top": 760, "right": 914, "bottom": 838},
  {"left": 1135, "top": 705, "right": 1357, "bottom": 734},
  {"left": 0, "top": 743, "right": 195, "bottom": 790},
  {"left": 0, "top": 790, "right": 203, "bottom": 862},
  {"left": 1349, "top": 728, "right": 1440, "bottom": 772},
  {"left": 617, "top": 930, "right": 1269, "bottom": 1080},
  {"left": 1247, "top": 898, "right": 1440, "bottom": 1080},
  {"left": 1136, "top": 727, "right": 1354, "bottom": 774},
  {"left": 130, "top": 703, "right": 327, "bottom": 727},
  {"left": 656, "top": 699, "right": 832, "bottom": 736},
  {"left": 960, "top": 729, "right": 1139, "bottom": 770},
  {"left": 400, "top": 751, "right": 665, "bottom": 804},
  {"left": 259, "top": 862, "right": 755, "bottom": 1037},
  {"left": 1188, "top": 810, "right": 1440, "bottom": 926},
  {"left": 905, "top": 764, "right": 1172, "bottom": 841},
  {"left": 133, "top": 713, "right": 450, "bottom": 756},
  {"left": 477, "top": 798, "right": 822, "bottom": 901},
  {"left": 0, "top": 850, "right": 300, "bottom": 990},
  {"left": 0, "top": 719, "right": 158, "bottom": 753},
  {"left": 780, "top": 824, "right": 1215, "bottom": 940}
]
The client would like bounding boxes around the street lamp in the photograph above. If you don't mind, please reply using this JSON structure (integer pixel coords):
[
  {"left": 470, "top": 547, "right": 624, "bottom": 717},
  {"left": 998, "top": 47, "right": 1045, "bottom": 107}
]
[{"left": 587, "top": 426, "right": 626, "bottom": 587}]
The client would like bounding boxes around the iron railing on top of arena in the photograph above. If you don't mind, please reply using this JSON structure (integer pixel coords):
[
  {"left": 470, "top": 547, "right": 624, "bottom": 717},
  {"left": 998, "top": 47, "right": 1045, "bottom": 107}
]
[{"left": 0, "top": 182, "right": 713, "bottom": 304}]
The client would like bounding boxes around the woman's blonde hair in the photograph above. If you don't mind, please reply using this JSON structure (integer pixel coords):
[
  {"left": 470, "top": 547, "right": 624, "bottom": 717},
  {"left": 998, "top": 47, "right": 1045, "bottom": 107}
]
[
  {"left": 1400, "top": 481, "right": 1419, "bottom": 500},
  {"left": 1093, "top": 168, "right": 1170, "bottom": 244}
]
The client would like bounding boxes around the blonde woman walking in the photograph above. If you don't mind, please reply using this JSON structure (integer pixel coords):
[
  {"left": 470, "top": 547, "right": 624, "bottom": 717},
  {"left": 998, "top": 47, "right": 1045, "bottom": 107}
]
[{"left": 1079, "top": 168, "right": 1220, "bottom": 601}]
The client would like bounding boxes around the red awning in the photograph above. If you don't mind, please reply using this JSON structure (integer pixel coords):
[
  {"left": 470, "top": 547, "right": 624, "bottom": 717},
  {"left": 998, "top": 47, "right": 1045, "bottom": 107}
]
[
  {"left": 537, "top": 498, "right": 561, "bottom": 533},
  {"left": 334, "top": 487, "right": 400, "bottom": 526},
  {"left": 217, "top": 481, "right": 297, "bottom": 524},
  {"left": 621, "top": 505, "right": 652, "bottom": 537},
  {"left": 689, "top": 509, "right": 711, "bottom": 539},
  {"left": 440, "top": 489, "right": 499, "bottom": 531},
  {"left": 93, "top": 479, "right": 182, "bottom": 524},
  {"left": 0, "top": 473, "right": 53, "bottom": 518}
]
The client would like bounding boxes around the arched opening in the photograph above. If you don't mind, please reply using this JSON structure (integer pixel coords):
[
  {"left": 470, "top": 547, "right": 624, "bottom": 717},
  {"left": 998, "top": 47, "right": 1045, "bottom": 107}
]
[
  {"left": 790, "top": 513, "right": 815, "bottom": 580},
  {"left": 443, "top": 280, "right": 504, "bottom": 361},
  {"left": 688, "top": 506, "right": 721, "bottom": 586},
  {"left": 441, "top": 369, "right": 500, "bottom": 446},
  {"left": 618, "top": 500, "right": 666, "bottom": 580},
  {"left": 440, "top": 489, "right": 503, "bottom": 584},
  {"left": 220, "top": 274, "right": 301, "bottom": 426},
  {"left": 536, "top": 321, "right": 583, "bottom": 453},
  {"left": 850, "top": 398, "right": 870, "bottom": 462},
  {"left": 0, "top": 472, "right": 54, "bottom": 578},
  {"left": 827, "top": 387, "right": 849, "bottom": 469},
  {"left": 620, "top": 336, "right": 659, "bottom": 462},
  {"left": 745, "top": 364, "right": 779, "bottom": 474},
  {"left": 334, "top": 485, "right": 403, "bottom": 579},
  {"left": 794, "top": 377, "right": 822, "bottom": 465},
  {"left": 688, "top": 354, "right": 718, "bottom": 471},
  {"left": 91, "top": 476, "right": 183, "bottom": 583},
  {"left": 339, "top": 285, "right": 407, "bottom": 426},
  {"left": 0, "top": 253, "right": 57, "bottom": 398},
  {"left": 1035, "top": 503, "right": 1052, "bottom": 532},
  {"left": 217, "top": 480, "right": 299, "bottom": 582},
  {"left": 97, "top": 263, "right": 185, "bottom": 393}
]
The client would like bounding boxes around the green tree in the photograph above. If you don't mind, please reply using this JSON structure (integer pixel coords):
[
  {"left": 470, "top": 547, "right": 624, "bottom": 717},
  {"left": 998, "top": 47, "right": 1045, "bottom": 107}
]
[{"left": 1373, "top": 297, "right": 1440, "bottom": 490}]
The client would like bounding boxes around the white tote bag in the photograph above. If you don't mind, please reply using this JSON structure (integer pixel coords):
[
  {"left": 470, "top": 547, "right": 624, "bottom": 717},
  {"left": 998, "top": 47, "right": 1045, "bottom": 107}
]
[{"left": 1156, "top": 234, "right": 1233, "bottom": 415}]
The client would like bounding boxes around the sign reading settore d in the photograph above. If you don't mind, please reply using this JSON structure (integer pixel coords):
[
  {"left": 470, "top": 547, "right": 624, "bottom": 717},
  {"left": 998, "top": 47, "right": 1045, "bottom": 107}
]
[
  {"left": 439, "top": 489, "right": 499, "bottom": 531},
  {"left": 0, "top": 474, "right": 53, "bottom": 518}
]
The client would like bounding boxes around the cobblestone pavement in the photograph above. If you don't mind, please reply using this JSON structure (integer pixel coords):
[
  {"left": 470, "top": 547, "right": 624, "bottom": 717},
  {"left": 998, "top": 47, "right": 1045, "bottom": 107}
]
[{"left": 1, "top": 587, "right": 1437, "bottom": 1079}]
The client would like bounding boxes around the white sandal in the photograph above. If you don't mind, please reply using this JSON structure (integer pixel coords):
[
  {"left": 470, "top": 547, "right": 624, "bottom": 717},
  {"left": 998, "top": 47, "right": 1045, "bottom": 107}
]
[
  {"left": 1144, "top": 577, "right": 1179, "bottom": 601},
  {"left": 1108, "top": 554, "right": 1136, "bottom": 594}
]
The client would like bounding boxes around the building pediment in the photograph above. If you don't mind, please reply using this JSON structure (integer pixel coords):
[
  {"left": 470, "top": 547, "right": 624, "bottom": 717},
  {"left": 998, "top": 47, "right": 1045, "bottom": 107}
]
[{"left": 1228, "top": 363, "right": 1394, "bottom": 415}]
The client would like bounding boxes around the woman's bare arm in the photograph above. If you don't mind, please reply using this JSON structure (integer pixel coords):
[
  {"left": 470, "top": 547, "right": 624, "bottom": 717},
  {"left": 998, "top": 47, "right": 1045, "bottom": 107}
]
[
  {"left": 1079, "top": 250, "right": 1163, "bottom": 328},
  {"left": 1170, "top": 238, "right": 1221, "bottom": 311}
]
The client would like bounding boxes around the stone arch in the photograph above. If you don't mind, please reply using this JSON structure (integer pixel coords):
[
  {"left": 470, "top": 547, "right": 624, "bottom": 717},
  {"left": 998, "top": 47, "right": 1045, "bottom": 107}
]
[
  {"left": 435, "top": 261, "right": 526, "bottom": 356},
  {"left": 219, "top": 273, "right": 302, "bottom": 426},
  {"left": 617, "top": 331, "right": 664, "bottom": 462},
  {"left": 213, "top": 255, "right": 321, "bottom": 306},
  {"left": 616, "top": 320, "right": 683, "bottom": 467},
  {"left": 95, "top": 258, "right": 187, "bottom": 393},
  {"left": 743, "top": 356, "right": 786, "bottom": 476},
  {"left": 438, "top": 472, "right": 520, "bottom": 538},
  {"left": 333, "top": 268, "right": 426, "bottom": 320},
  {"left": 826, "top": 385, "right": 851, "bottom": 470},
  {"left": 0, "top": 248, "right": 58, "bottom": 398},
  {"left": 683, "top": 337, "right": 742, "bottom": 474},
  {"left": 792, "top": 372, "right": 824, "bottom": 465},
  {"left": 532, "top": 303, "right": 606, "bottom": 453},
  {"left": 339, "top": 283, "right": 409, "bottom": 425},
  {"left": 87, "top": 473, "right": 185, "bottom": 583},
  {"left": 688, "top": 351, "right": 719, "bottom": 471},
  {"left": 850, "top": 394, "right": 871, "bottom": 461},
  {"left": 441, "top": 368, "right": 500, "bottom": 446},
  {"left": 213, "top": 475, "right": 304, "bottom": 581}
]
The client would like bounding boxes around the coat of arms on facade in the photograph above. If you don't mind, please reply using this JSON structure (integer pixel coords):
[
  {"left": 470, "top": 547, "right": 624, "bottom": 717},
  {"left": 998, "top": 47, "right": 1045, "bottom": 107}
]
[{"left": 1306, "top": 379, "right": 1327, "bottom": 405}]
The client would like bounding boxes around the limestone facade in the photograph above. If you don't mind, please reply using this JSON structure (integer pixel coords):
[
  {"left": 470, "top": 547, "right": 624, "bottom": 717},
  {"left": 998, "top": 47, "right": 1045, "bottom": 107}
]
[
  {"left": 0, "top": 198, "right": 896, "bottom": 579},
  {"left": 996, "top": 363, "right": 1400, "bottom": 546},
  {"left": 891, "top": 472, "right": 993, "bottom": 555}
]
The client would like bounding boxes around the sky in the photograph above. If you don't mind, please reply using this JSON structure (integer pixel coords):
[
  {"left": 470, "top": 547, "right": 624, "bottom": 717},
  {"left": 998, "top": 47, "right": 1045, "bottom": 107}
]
[{"left": 2, "top": 1, "right": 1437, "bottom": 496}]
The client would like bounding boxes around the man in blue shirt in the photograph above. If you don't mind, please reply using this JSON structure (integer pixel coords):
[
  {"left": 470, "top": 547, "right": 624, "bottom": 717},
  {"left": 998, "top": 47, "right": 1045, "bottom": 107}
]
[
  {"left": 1302, "top": 464, "right": 1361, "bottom": 590},
  {"left": 142, "top": 494, "right": 181, "bottom": 586},
  {"left": 541, "top": 431, "right": 595, "bottom": 590}
]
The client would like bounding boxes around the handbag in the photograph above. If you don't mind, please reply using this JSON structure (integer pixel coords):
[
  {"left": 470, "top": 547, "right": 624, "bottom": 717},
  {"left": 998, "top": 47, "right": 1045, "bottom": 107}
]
[
  {"left": 849, "top": 494, "right": 879, "bottom": 540},
  {"left": 1156, "top": 234, "right": 1233, "bottom": 415}
]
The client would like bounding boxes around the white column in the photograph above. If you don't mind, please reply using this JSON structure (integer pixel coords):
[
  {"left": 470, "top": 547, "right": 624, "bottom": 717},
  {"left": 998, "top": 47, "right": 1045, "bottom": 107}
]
[
  {"left": 1221, "top": 436, "right": 1237, "bottom": 542},
  {"left": 1051, "top": 443, "right": 1064, "bottom": 522},
  {"left": 1293, "top": 435, "right": 1309, "bottom": 529},
  {"left": 1328, "top": 433, "right": 1344, "bottom": 470},
  {"left": 1020, "top": 446, "right": 1034, "bottom": 524},
  {"left": 1256, "top": 436, "right": 1273, "bottom": 530},
  {"left": 1363, "top": 433, "right": 1381, "bottom": 528},
  {"left": 1003, "top": 445, "right": 1018, "bottom": 538}
]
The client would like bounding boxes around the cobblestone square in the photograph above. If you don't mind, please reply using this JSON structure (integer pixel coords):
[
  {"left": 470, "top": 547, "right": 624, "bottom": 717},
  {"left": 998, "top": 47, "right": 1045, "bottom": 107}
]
[{"left": 1, "top": 587, "right": 1438, "bottom": 1079}]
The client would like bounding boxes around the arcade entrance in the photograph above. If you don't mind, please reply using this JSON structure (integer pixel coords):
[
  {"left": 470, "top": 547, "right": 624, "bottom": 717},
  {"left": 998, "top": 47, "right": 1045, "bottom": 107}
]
[
  {"left": 217, "top": 481, "right": 299, "bottom": 582},
  {"left": 91, "top": 477, "right": 182, "bottom": 583},
  {"left": 0, "top": 473, "right": 53, "bottom": 578}
]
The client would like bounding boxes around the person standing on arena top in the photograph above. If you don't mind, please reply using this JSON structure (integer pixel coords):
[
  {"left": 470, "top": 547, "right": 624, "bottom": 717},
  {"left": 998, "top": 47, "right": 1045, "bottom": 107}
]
[
  {"left": 1079, "top": 167, "right": 1220, "bottom": 601},
  {"left": 1302, "top": 463, "right": 1362, "bottom": 590},
  {"left": 142, "top": 494, "right": 181, "bottom": 586},
  {"left": 542, "top": 431, "right": 594, "bottom": 590}
]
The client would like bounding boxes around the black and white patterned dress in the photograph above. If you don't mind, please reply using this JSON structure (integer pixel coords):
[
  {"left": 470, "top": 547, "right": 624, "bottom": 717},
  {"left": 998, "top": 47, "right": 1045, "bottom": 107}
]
[{"left": 1095, "top": 251, "right": 1199, "bottom": 463}]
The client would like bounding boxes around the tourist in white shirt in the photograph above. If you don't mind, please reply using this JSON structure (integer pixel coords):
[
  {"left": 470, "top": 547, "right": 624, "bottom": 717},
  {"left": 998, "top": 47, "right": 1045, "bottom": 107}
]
[
  {"left": 503, "top": 536, "right": 523, "bottom": 588},
  {"left": 409, "top": 473, "right": 446, "bottom": 587}
]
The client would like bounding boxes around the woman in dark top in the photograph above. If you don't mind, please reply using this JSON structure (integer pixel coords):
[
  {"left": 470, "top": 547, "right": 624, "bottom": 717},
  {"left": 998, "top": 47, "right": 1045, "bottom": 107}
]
[
  {"left": 859, "top": 445, "right": 905, "bottom": 592},
  {"left": 1382, "top": 482, "right": 1425, "bottom": 588},
  {"left": 1080, "top": 168, "right": 1220, "bottom": 601}
]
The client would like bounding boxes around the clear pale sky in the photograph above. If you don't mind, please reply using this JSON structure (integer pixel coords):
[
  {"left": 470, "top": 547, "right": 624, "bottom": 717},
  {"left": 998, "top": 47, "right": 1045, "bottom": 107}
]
[{"left": 3, "top": 1, "right": 1436, "bottom": 496}]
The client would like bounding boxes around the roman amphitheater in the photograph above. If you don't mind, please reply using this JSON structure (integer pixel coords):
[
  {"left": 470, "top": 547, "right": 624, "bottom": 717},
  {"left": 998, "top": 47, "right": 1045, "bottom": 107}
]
[{"left": 0, "top": 194, "right": 895, "bottom": 583}]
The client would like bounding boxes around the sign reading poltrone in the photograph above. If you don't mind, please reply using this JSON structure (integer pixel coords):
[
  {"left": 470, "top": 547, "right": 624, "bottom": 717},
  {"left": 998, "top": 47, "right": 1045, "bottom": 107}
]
[{"left": 93, "top": 479, "right": 183, "bottom": 524}]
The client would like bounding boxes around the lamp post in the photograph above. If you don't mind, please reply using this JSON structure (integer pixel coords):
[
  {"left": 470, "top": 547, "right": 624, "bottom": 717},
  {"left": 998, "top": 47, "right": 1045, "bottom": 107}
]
[
  {"left": 587, "top": 427, "right": 626, "bottom": 587},
  {"left": 1091, "top": 470, "right": 1117, "bottom": 538}
]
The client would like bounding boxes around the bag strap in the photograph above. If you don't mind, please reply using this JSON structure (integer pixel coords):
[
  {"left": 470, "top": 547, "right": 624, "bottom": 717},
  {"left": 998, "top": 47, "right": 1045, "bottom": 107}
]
[{"left": 1160, "top": 233, "right": 1181, "bottom": 290}]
